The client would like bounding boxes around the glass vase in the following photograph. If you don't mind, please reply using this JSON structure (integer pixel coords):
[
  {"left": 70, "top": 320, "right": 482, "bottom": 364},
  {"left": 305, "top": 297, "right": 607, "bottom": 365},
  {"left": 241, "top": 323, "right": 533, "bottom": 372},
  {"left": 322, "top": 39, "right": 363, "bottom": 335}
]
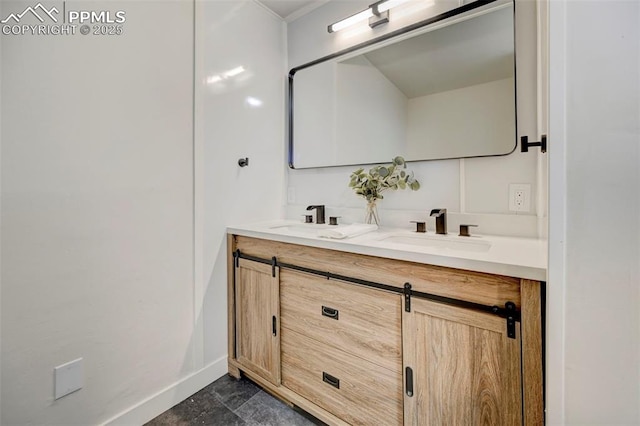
[{"left": 364, "top": 199, "right": 380, "bottom": 225}]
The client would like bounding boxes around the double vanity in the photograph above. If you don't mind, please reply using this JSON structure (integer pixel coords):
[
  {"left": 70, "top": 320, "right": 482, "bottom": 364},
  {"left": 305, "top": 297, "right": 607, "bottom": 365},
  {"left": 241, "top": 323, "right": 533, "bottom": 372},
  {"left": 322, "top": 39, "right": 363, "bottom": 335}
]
[
  {"left": 226, "top": 219, "right": 546, "bottom": 425},
  {"left": 228, "top": 0, "right": 546, "bottom": 420}
]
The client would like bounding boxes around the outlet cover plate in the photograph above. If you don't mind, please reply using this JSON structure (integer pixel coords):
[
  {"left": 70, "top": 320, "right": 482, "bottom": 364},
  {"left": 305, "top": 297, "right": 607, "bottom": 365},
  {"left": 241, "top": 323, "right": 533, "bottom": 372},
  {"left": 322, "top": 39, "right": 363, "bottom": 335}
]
[
  {"left": 54, "top": 358, "right": 83, "bottom": 399},
  {"left": 509, "top": 183, "right": 531, "bottom": 212}
]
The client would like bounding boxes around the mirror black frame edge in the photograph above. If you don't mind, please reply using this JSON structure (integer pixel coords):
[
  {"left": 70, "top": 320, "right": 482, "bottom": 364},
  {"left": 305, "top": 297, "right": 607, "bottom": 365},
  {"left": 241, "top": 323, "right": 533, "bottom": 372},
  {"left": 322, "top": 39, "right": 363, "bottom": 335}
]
[{"left": 288, "top": 0, "right": 519, "bottom": 170}]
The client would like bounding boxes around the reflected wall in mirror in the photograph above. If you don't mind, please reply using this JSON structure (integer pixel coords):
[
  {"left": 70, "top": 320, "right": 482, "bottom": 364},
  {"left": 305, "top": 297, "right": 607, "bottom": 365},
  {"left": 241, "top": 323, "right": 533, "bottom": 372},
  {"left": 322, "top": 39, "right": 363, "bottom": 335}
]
[{"left": 290, "top": 1, "right": 516, "bottom": 169}]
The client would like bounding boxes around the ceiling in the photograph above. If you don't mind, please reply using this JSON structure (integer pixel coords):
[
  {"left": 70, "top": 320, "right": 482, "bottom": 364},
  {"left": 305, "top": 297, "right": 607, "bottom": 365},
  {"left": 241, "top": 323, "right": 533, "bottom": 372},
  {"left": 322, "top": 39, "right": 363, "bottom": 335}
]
[{"left": 258, "top": 0, "right": 329, "bottom": 21}]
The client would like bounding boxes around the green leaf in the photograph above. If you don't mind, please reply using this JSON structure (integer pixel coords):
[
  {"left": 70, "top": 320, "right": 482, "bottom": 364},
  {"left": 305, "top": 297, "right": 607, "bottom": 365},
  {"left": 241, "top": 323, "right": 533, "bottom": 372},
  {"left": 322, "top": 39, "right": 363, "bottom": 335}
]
[{"left": 350, "top": 155, "right": 419, "bottom": 199}]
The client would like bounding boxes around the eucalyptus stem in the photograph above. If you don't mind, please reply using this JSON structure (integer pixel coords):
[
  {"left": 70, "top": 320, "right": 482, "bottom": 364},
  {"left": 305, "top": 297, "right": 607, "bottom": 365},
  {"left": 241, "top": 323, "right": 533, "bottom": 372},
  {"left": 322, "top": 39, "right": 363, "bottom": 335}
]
[{"left": 349, "top": 156, "right": 421, "bottom": 203}]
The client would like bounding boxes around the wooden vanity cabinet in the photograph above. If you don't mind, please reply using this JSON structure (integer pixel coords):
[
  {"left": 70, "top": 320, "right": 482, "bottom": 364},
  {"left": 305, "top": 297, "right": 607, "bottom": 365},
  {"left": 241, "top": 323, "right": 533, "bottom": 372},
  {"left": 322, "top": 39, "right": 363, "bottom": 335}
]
[
  {"left": 280, "top": 270, "right": 403, "bottom": 425},
  {"left": 403, "top": 298, "right": 522, "bottom": 425},
  {"left": 233, "top": 257, "right": 281, "bottom": 385},
  {"left": 228, "top": 235, "right": 544, "bottom": 426}
]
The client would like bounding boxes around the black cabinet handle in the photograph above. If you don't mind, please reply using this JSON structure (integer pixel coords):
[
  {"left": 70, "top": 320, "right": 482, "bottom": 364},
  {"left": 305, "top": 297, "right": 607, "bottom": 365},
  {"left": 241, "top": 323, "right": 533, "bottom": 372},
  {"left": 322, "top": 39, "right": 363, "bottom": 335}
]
[
  {"left": 321, "top": 306, "right": 339, "bottom": 320},
  {"left": 272, "top": 316, "right": 277, "bottom": 336},
  {"left": 322, "top": 372, "right": 340, "bottom": 389},
  {"left": 405, "top": 366, "right": 413, "bottom": 397}
]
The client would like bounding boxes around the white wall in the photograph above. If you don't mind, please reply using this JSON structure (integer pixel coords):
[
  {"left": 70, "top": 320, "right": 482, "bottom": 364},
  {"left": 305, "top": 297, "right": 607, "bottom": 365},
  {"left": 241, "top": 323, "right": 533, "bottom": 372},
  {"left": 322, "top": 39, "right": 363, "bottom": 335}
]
[
  {"left": 293, "top": 55, "right": 408, "bottom": 168},
  {"left": 196, "top": 0, "right": 285, "bottom": 366},
  {"left": 548, "top": 0, "right": 640, "bottom": 423},
  {"left": 1, "top": 0, "right": 286, "bottom": 423},
  {"left": 293, "top": 62, "right": 338, "bottom": 166},
  {"left": 1, "top": 1, "right": 196, "bottom": 424},
  {"left": 286, "top": 0, "right": 541, "bottom": 235},
  {"left": 406, "top": 78, "right": 515, "bottom": 159},
  {"left": 335, "top": 56, "right": 408, "bottom": 164}
]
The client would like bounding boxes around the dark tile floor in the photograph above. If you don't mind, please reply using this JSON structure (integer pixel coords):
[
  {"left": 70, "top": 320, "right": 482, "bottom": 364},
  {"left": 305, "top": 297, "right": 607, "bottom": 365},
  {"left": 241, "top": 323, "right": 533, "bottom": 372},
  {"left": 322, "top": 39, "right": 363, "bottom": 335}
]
[{"left": 145, "top": 374, "right": 325, "bottom": 426}]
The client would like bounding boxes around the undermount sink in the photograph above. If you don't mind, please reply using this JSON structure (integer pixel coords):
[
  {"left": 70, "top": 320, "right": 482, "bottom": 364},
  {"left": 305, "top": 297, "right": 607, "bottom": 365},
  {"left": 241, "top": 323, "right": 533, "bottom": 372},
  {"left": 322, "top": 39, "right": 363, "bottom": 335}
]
[
  {"left": 380, "top": 234, "right": 491, "bottom": 252},
  {"left": 268, "top": 223, "right": 333, "bottom": 235}
]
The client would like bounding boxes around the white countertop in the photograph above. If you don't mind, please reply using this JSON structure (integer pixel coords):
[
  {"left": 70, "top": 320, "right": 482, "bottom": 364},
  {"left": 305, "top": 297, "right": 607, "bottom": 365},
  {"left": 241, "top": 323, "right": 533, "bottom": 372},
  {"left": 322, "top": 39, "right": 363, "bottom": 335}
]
[{"left": 227, "top": 220, "right": 547, "bottom": 281}]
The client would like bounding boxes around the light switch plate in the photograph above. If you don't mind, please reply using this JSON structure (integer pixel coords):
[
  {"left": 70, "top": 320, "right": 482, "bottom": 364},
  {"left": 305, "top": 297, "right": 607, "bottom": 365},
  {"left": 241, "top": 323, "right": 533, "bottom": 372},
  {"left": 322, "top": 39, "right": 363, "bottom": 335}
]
[{"left": 54, "top": 358, "right": 83, "bottom": 399}]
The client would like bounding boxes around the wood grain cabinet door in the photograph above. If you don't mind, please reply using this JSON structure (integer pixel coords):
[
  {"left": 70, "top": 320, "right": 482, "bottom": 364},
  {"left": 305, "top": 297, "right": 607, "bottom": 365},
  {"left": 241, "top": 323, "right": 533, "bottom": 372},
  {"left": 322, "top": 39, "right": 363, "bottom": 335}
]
[
  {"left": 403, "top": 298, "right": 522, "bottom": 426},
  {"left": 235, "top": 258, "right": 280, "bottom": 385}
]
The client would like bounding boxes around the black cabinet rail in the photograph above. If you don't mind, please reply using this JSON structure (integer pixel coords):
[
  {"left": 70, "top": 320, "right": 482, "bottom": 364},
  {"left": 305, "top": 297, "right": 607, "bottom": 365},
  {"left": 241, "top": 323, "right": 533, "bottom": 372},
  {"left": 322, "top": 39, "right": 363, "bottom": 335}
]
[{"left": 233, "top": 250, "right": 521, "bottom": 338}]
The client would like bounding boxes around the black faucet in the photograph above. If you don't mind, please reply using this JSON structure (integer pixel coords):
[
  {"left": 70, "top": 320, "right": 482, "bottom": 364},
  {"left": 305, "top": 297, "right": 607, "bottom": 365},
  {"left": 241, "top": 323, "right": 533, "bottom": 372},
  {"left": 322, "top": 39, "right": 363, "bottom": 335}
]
[
  {"left": 306, "top": 205, "right": 325, "bottom": 224},
  {"left": 430, "top": 208, "right": 447, "bottom": 234}
]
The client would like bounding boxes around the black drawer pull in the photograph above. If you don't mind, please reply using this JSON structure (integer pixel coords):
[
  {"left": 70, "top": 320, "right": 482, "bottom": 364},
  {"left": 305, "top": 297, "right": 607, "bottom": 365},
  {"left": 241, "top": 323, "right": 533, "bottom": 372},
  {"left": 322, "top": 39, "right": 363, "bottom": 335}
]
[
  {"left": 321, "top": 306, "right": 339, "bottom": 320},
  {"left": 322, "top": 372, "right": 340, "bottom": 389},
  {"left": 272, "top": 316, "right": 277, "bottom": 336},
  {"left": 405, "top": 366, "right": 413, "bottom": 397}
]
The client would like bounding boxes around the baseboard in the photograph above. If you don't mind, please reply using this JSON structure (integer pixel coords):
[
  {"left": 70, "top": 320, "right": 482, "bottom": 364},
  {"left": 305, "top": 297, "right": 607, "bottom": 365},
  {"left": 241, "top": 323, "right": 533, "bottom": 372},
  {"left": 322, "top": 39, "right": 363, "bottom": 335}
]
[{"left": 101, "top": 355, "right": 228, "bottom": 426}]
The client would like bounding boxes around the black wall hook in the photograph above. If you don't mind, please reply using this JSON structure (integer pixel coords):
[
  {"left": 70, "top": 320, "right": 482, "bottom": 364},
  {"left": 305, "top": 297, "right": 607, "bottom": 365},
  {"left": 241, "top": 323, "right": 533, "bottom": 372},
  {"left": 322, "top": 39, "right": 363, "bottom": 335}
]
[
  {"left": 521, "top": 135, "right": 547, "bottom": 153},
  {"left": 238, "top": 157, "right": 249, "bottom": 167}
]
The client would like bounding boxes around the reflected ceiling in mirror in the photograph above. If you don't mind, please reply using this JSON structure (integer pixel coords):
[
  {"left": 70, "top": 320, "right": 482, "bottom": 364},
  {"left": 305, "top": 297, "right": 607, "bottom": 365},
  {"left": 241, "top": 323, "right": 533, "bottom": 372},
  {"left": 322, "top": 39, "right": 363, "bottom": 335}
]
[{"left": 289, "top": 1, "right": 516, "bottom": 169}]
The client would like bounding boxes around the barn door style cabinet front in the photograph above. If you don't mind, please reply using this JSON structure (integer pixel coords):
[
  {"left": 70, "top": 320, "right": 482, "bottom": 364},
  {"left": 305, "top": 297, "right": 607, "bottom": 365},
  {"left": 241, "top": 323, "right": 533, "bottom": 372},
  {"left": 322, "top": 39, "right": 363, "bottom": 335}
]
[
  {"left": 233, "top": 256, "right": 281, "bottom": 386},
  {"left": 402, "top": 298, "right": 523, "bottom": 425},
  {"left": 227, "top": 235, "right": 544, "bottom": 426}
]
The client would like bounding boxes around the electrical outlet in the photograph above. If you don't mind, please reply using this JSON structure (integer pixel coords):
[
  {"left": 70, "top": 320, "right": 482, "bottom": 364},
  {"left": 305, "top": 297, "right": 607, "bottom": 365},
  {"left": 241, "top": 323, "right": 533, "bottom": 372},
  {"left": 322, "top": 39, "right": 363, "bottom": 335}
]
[
  {"left": 509, "top": 184, "right": 531, "bottom": 212},
  {"left": 287, "top": 187, "right": 296, "bottom": 203}
]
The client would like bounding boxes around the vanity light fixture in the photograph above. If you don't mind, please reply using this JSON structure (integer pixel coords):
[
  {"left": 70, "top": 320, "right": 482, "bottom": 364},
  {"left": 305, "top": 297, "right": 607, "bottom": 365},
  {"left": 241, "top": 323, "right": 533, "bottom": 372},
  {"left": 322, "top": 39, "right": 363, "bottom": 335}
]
[
  {"left": 376, "top": 0, "right": 411, "bottom": 13},
  {"left": 328, "top": 8, "right": 374, "bottom": 33},
  {"left": 328, "top": 0, "right": 412, "bottom": 33}
]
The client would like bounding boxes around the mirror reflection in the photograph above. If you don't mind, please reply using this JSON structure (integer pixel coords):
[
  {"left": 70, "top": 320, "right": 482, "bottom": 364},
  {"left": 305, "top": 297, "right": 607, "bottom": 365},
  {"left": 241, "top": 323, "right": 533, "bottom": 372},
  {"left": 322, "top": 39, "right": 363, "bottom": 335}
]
[{"left": 290, "top": 3, "right": 516, "bottom": 169}]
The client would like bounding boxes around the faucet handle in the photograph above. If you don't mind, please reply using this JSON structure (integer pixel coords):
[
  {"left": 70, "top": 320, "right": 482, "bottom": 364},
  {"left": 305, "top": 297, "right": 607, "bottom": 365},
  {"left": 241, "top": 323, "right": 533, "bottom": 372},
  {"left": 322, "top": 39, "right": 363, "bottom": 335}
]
[
  {"left": 305, "top": 205, "right": 326, "bottom": 224},
  {"left": 302, "top": 214, "right": 314, "bottom": 223},
  {"left": 459, "top": 224, "right": 478, "bottom": 237},
  {"left": 329, "top": 216, "right": 340, "bottom": 226},
  {"left": 410, "top": 221, "right": 426, "bottom": 233}
]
